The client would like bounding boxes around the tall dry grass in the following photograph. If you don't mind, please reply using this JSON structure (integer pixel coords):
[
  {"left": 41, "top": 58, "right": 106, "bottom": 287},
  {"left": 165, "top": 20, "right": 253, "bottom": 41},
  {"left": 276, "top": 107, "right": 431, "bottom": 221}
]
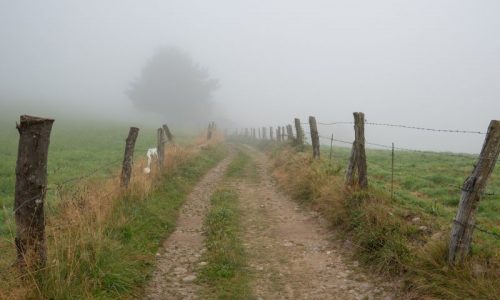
[{"left": 0, "top": 132, "right": 222, "bottom": 299}]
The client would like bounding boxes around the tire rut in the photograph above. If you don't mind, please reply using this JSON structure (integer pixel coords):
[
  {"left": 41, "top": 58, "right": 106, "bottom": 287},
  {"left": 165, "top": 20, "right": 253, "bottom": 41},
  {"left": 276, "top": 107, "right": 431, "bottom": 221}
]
[
  {"left": 237, "top": 146, "right": 395, "bottom": 300},
  {"left": 144, "top": 152, "right": 234, "bottom": 300}
]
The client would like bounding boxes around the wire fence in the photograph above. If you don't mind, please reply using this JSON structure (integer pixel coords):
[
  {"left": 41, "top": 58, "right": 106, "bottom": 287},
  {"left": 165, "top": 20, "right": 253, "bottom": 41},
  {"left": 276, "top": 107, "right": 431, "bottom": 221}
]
[
  {"left": 1, "top": 129, "right": 206, "bottom": 278},
  {"left": 7, "top": 133, "right": 193, "bottom": 222},
  {"left": 238, "top": 117, "right": 500, "bottom": 240}
]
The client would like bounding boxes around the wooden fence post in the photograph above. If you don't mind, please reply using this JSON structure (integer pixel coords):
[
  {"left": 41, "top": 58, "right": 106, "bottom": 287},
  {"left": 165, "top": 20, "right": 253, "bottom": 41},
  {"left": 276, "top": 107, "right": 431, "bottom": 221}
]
[
  {"left": 157, "top": 128, "right": 165, "bottom": 170},
  {"left": 270, "top": 126, "right": 274, "bottom": 140},
  {"left": 448, "top": 120, "right": 500, "bottom": 265},
  {"left": 329, "top": 133, "right": 334, "bottom": 162},
  {"left": 162, "top": 124, "right": 174, "bottom": 143},
  {"left": 121, "top": 127, "right": 139, "bottom": 188},
  {"left": 277, "top": 126, "right": 281, "bottom": 142},
  {"left": 207, "top": 123, "right": 212, "bottom": 140},
  {"left": 294, "top": 118, "right": 303, "bottom": 146},
  {"left": 345, "top": 112, "right": 368, "bottom": 189},
  {"left": 14, "top": 115, "right": 54, "bottom": 271},
  {"left": 309, "top": 116, "right": 320, "bottom": 159},
  {"left": 286, "top": 124, "right": 294, "bottom": 141}
]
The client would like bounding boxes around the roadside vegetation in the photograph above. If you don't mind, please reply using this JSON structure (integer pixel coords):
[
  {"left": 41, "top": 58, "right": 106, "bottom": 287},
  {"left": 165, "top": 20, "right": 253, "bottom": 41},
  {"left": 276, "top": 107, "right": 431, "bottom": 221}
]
[
  {"left": 199, "top": 151, "right": 253, "bottom": 299},
  {"left": 260, "top": 142, "right": 500, "bottom": 299},
  {"left": 0, "top": 117, "right": 226, "bottom": 299}
]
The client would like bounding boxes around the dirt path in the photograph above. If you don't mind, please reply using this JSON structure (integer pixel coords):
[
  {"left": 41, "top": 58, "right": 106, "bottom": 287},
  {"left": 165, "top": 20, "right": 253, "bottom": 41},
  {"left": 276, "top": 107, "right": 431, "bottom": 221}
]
[
  {"left": 144, "top": 153, "right": 234, "bottom": 300},
  {"left": 237, "top": 146, "right": 395, "bottom": 300}
]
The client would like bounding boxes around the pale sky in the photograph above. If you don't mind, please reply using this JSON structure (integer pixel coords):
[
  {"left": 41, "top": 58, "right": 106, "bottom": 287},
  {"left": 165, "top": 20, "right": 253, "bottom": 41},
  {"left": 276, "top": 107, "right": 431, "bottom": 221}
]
[{"left": 1, "top": 0, "right": 499, "bottom": 153}]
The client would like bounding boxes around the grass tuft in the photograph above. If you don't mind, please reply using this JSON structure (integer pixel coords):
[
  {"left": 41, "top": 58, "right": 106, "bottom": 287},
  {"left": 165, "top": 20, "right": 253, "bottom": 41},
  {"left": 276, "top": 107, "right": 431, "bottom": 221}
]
[{"left": 199, "top": 187, "right": 252, "bottom": 299}]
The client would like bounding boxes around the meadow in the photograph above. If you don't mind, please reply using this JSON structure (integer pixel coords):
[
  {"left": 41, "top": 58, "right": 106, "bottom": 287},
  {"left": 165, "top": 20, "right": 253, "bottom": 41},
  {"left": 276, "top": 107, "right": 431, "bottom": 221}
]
[
  {"left": 0, "top": 118, "right": 157, "bottom": 238},
  {"left": 326, "top": 145, "right": 500, "bottom": 244},
  {"left": 0, "top": 115, "right": 223, "bottom": 298}
]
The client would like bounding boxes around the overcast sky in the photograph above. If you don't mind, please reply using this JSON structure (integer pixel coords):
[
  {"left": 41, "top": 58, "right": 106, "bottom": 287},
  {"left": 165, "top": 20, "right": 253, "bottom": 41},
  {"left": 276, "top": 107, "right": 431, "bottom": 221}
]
[{"left": 1, "top": 0, "right": 499, "bottom": 153}]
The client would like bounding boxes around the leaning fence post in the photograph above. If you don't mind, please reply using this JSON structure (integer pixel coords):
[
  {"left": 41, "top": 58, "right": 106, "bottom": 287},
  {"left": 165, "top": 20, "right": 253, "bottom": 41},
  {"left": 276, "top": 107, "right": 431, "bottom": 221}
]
[
  {"left": 294, "top": 118, "right": 304, "bottom": 146},
  {"left": 448, "top": 120, "right": 500, "bottom": 265},
  {"left": 14, "top": 115, "right": 54, "bottom": 271},
  {"left": 121, "top": 127, "right": 139, "bottom": 188},
  {"left": 162, "top": 124, "right": 174, "bottom": 143},
  {"left": 345, "top": 112, "right": 368, "bottom": 189},
  {"left": 309, "top": 116, "right": 320, "bottom": 159},
  {"left": 157, "top": 128, "right": 165, "bottom": 170}
]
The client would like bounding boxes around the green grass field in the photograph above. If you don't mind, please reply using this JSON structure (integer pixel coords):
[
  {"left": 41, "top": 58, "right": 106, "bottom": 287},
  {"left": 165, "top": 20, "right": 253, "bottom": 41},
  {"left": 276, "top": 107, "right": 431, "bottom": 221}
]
[
  {"left": 0, "top": 113, "right": 224, "bottom": 298},
  {"left": 0, "top": 118, "right": 162, "bottom": 238},
  {"left": 323, "top": 145, "right": 500, "bottom": 244}
]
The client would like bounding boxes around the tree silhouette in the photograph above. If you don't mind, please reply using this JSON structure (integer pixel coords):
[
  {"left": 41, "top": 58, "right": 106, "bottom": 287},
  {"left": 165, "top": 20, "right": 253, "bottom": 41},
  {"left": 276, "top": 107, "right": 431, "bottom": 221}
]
[{"left": 127, "top": 47, "right": 218, "bottom": 124}]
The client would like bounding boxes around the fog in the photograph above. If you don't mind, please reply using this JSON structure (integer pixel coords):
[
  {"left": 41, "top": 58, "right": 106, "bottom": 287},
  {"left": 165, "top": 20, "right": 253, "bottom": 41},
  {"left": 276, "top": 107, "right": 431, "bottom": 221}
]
[{"left": 1, "top": 1, "right": 499, "bottom": 153}]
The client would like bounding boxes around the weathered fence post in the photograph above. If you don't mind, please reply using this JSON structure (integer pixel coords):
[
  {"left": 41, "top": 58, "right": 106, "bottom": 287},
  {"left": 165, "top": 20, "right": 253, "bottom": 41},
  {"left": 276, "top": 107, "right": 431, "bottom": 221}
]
[
  {"left": 277, "top": 126, "right": 281, "bottom": 142},
  {"left": 157, "top": 128, "right": 165, "bottom": 169},
  {"left": 14, "top": 115, "right": 54, "bottom": 271},
  {"left": 270, "top": 126, "right": 274, "bottom": 140},
  {"left": 286, "top": 124, "right": 294, "bottom": 141},
  {"left": 391, "top": 142, "right": 395, "bottom": 200},
  {"left": 448, "top": 120, "right": 500, "bottom": 265},
  {"left": 345, "top": 112, "right": 368, "bottom": 189},
  {"left": 329, "top": 133, "right": 334, "bottom": 162},
  {"left": 207, "top": 123, "right": 213, "bottom": 140},
  {"left": 309, "top": 116, "right": 320, "bottom": 159},
  {"left": 121, "top": 127, "right": 139, "bottom": 188},
  {"left": 162, "top": 124, "right": 174, "bottom": 143},
  {"left": 294, "top": 118, "right": 303, "bottom": 146}
]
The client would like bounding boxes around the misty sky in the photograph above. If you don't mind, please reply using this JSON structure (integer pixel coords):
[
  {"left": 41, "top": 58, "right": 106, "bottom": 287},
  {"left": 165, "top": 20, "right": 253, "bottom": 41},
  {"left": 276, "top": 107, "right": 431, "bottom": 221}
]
[{"left": 1, "top": 0, "right": 499, "bottom": 153}]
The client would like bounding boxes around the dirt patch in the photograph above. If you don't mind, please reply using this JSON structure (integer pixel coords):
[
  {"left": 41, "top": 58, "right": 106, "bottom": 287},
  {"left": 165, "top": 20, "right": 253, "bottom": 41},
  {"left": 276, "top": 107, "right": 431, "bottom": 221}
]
[{"left": 144, "top": 153, "right": 234, "bottom": 300}]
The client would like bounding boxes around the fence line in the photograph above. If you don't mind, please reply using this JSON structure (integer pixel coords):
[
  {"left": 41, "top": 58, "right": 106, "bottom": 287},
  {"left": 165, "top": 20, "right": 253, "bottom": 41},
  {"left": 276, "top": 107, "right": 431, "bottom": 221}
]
[
  {"left": 8, "top": 116, "right": 215, "bottom": 274},
  {"left": 232, "top": 115, "right": 500, "bottom": 258}
]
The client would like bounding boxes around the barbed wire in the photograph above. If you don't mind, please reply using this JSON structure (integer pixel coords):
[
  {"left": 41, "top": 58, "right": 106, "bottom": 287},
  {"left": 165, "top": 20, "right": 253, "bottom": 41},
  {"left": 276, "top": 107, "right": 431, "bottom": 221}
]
[
  {"left": 453, "top": 219, "right": 500, "bottom": 239},
  {"left": 317, "top": 133, "right": 353, "bottom": 145},
  {"left": 43, "top": 145, "right": 160, "bottom": 191},
  {"left": 364, "top": 122, "right": 486, "bottom": 135},
  {"left": 312, "top": 119, "right": 486, "bottom": 134},
  {"left": 50, "top": 158, "right": 122, "bottom": 187},
  {"left": 318, "top": 121, "right": 354, "bottom": 126}
]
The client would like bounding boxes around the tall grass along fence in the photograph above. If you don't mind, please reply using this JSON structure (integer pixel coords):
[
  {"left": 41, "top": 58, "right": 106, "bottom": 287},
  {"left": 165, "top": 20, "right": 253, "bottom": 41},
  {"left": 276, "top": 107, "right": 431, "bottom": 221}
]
[
  {"left": 232, "top": 113, "right": 500, "bottom": 266},
  {"left": 9, "top": 114, "right": 218, "bottom": 275}
]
